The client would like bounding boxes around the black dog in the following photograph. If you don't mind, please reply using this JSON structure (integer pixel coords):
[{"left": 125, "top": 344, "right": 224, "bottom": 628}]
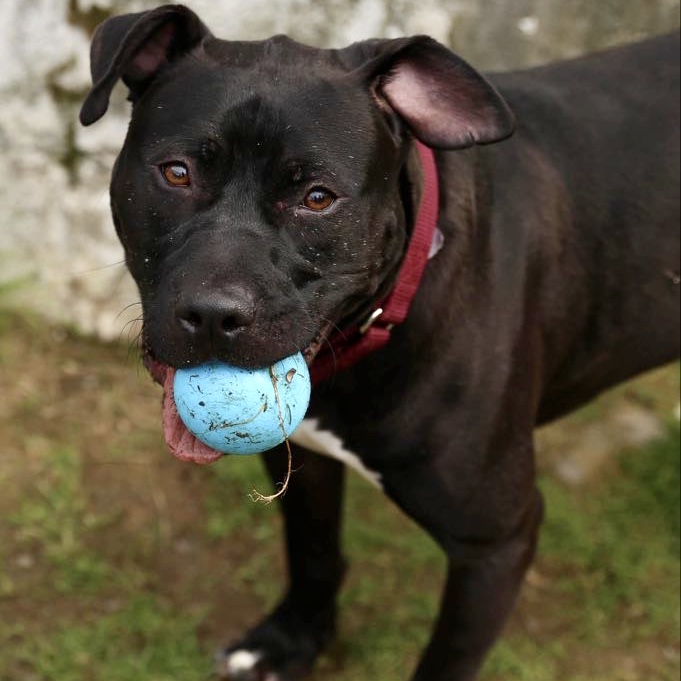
[{"left": 79, "top": 5, "right": 680, "bottom": 680}]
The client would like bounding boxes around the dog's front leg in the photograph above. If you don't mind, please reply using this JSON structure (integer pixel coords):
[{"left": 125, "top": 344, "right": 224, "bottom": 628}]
[
  {"left": 384, "top": 463, "right": 544, "bottom": 681},
  {"left": 217, "top": 447, "right": 346, "bottom": 681}
]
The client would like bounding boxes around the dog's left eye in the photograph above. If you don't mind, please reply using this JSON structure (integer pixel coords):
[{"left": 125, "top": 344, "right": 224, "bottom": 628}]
[
  {"left": 302, "top": 187, "right": 336, "bottom": 212},
  {"left": 160, "top": 162, "right": 190, "bottom": 187}
]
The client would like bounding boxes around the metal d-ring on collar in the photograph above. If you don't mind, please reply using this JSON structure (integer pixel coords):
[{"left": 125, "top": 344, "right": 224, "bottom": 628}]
[{"left": 359, "top": 307, "right": 390, "bottom": 334}]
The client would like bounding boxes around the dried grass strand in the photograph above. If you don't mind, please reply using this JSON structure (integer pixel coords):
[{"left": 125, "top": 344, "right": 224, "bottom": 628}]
[{"left": 249, "top": 365, "right": 294, "bottom": 504}]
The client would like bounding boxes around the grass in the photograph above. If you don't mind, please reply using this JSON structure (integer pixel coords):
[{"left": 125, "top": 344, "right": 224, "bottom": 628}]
[
  {"left": 3, "top": 597, "right": 211, "bottom": 681},
  {"left": 539, "top": 424, "right": 680, "bottom": 630},
  {"left": 10, "top": 446, "right": 113, "bottom": 594},
  {"left": 0, "top": 308, "right": 678, "bottom": 680}
]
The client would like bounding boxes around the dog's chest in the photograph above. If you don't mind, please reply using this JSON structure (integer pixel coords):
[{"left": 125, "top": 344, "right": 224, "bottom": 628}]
[{"left": 291, "top": 418, "right": 383, "bottom": 489}]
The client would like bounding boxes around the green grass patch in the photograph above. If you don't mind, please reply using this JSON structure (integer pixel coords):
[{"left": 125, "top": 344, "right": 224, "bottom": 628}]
[
  {"left": 539, "top": 421, "right": 680, "bottom": 635},
  {"left": 10, "top": 447, "right": 113, "bottom": 594},
  {"left": 3, "top": 597, "right": 211, "bottom": 681},
  {"left": 484, "top": 637, "right": 562, "bottom": 681},
  {"left": 204, "top": 455, "right": 276, "bottom": 540}
]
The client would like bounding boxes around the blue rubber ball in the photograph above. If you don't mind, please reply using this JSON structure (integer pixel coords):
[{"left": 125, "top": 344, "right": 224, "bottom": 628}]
[{"left": 173, "top": 352, "right": 311, "bottom": 455}]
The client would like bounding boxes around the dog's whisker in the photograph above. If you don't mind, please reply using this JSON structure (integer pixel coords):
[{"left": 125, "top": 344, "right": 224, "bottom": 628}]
[
  {"left": 119, "top": 320, "right": 142, "bottom": 345},
  {"left": 70, "top": 260, "right": 127, "bottom": 276},
  {"left": 115, "top": 302, "right": 143, "bottom": 322},
  {"left": 118, "top": 314, "right": 145, "bottom": 362}
]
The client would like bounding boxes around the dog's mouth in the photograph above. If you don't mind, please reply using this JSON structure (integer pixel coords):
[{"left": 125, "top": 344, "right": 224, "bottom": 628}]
[{"left": 143, "top": 326, "right": 330, "bottom": 465}]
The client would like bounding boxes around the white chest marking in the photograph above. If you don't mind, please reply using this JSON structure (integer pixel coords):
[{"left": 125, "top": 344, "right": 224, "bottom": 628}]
[{"left": 291, "top": 418, "right": 383, "bottom": 490}]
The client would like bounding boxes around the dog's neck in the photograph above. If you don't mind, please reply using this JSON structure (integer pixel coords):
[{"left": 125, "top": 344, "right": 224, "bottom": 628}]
[
  {"left": 310, "top": 139, "right": 440, "bottom": 384},
  {"left": 346, "top": 140, "right": 427, "bottom": 325}
]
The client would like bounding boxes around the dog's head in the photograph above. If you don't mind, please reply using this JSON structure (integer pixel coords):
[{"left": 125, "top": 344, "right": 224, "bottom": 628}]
[{"left": 81, "top": 3, "right": 513, "bottom": 375}]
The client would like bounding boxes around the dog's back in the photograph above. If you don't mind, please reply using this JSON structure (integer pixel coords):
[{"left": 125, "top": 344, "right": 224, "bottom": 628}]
[{"left": 488, "top": 33, "right": 680, "bottom": 421}]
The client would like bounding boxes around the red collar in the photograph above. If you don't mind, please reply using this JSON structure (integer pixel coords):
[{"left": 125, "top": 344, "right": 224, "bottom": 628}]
[{"left": 310, "top": 140, "right": 440, "bottom": 384}]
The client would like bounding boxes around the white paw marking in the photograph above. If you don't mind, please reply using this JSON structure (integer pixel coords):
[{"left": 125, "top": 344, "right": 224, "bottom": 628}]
[
  {"left": 291, "top": 418, "right": 383, "bottom": 489},
  {"left": 220, "top": 648, "right": 263, "bottom": 675}
]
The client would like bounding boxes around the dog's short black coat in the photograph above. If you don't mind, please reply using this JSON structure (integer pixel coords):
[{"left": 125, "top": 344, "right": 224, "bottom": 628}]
[{"left": 80, "top": 5, "right": 680, "bottom": 680}]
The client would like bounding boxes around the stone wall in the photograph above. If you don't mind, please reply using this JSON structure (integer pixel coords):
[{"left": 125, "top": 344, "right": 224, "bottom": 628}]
[{"left": 1, "top": 0, "right": 678, "bottom": 337}]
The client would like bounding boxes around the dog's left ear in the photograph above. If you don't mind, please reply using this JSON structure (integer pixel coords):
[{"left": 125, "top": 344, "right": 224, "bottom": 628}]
[
  {"left": 80, "top": 4, "right": 211, "bottom": 126},
  {"left": 348, "top": 36, "right": 515, "bottom": 149}
]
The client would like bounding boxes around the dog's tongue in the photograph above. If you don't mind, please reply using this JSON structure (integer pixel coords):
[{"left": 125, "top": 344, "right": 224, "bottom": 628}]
[{"left": 160, "top": 367, "right": 223, "bottom": 465}]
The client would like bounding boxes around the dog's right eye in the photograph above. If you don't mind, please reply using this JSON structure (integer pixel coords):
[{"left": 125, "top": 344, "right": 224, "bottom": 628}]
[
  {"left": 302, "top": 187, "right": 336, "bottom": 212},
  {"left": 160, "top": 162, "right": 190, "bottom": 187}
]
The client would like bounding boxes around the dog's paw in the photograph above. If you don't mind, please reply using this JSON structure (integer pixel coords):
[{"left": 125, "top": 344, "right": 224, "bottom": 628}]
[{"left": 215, "top": 600, "right": 336, "bottom": 681}]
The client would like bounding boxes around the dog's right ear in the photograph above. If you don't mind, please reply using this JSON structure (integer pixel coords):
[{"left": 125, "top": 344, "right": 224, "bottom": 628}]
[{"left": 79, "top": 4, "right": 211, "bottom": 126}]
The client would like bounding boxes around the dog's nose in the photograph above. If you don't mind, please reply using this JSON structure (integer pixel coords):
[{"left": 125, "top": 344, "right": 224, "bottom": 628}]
[{"left": 176, "top": 288, "right": 257, "bottom": 341}]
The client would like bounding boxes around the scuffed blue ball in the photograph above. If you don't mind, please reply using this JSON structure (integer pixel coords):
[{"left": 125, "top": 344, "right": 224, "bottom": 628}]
[{"left": 173, "top": 352, "right": 311, "bottom": 455}]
